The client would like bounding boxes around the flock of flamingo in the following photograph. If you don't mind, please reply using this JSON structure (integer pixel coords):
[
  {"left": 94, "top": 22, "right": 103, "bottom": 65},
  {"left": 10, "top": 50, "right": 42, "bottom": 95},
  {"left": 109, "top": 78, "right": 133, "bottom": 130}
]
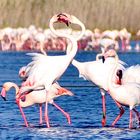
[
  {"left": 0, "top": 13, "right": 140, "bottom": 129},
  {"left": 0, "top": 16, "right": 140, "bottom": 52}
]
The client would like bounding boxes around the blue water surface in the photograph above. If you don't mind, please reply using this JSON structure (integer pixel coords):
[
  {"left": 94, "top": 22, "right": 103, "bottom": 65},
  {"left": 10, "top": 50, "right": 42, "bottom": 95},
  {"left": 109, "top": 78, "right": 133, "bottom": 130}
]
[{"left": 0, "top": 50, "right": 139, "bottom": 140}]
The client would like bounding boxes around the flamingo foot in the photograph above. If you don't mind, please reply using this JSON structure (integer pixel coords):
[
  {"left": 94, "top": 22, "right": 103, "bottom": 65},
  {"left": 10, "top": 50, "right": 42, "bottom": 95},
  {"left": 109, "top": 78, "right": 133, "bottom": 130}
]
[
  {"left": 45, "top": 117, "right": 50, "bottom": 128},
  {"left": 44, "top": 112, "right": 50, "bottom": 128},
  {"left": 39, "top": 119, "right": 43, "bottom": 125},
  {"left": 102, "top": 117, "right": 106, "bottom": 127},
  {"left": 65, "top": 112, "right": 71, "bottom": 124}
]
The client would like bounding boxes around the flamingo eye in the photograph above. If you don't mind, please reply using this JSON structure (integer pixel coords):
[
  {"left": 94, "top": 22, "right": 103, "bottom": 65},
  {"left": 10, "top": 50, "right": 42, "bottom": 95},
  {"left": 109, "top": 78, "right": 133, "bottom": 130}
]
[{"left": 21, "top": 96, "right": 26, "bottom": 102}]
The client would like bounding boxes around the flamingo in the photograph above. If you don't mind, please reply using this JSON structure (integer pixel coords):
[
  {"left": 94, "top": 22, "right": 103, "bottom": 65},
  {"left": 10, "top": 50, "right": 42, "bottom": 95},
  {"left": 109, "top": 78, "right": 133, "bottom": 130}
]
[
  {"left": 104, "top": 49, "right": 140, "bottom": 128},
  {"left": 18, "top": 32, "right": 71, "bottom": 127},
  {"left": 1, "top": 82, "right": 73, "bottom": 127},
  {"left": 19, "top": 13, "right": 83, "bottom": 127}
]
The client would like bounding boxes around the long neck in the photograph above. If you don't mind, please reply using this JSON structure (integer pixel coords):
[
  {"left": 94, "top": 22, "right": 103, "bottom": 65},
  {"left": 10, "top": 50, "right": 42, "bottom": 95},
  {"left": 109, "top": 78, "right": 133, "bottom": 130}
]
[
  {"left": 40, "top": 42, "right": 47, "bottom": 55},
  {"left": 96, "top": 53, "right": 103, "bottom": 61},
  {"left": 67, "top": 18, "right": 86, "bottom": 53},
  {"left": 7, "top": 82, "right": 32, "bottom": 107},
  {"left": 72, "top": 59, "right": 81, "bottom": 68},
  {"left": 75, "top": 21, "right": 86, "bottom": 41},
  {"left": 8, "top": 82, "right": 19, "bottom": 95},
  {"left": 49, "top": 20, "right": 78, "bottom": 59},
  {"left": 108, "top": 54, "right": 119, "bottom": 92},
  {"left": 67, "top": 19, "right": 86, "bottom": 65},
  {"left": 96, "top": 47, "right": 105, "bottom": 61}
]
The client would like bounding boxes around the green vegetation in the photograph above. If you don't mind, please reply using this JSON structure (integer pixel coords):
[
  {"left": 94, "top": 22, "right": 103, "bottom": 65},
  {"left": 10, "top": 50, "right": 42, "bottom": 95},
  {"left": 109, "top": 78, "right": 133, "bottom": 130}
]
[{"left": 0, "top": 0, "right": 140, "bottom": 34}]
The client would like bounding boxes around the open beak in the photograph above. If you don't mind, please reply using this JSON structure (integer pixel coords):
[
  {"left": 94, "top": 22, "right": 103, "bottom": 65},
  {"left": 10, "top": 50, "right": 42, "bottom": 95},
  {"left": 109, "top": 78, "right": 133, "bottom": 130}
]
[{"left": 1, "top": 88, "right": 7, "bottom": 101}]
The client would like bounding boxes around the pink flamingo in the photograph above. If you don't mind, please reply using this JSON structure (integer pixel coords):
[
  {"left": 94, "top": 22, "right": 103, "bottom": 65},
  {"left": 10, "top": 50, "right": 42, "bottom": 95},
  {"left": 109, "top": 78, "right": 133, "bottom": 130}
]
[
  {"left": 104, "top": 49, "right": 140, "bottom": 128},
  {"left": 19, "top": 13, "right": 83, "bottom": 128},
  {"left": 1, "top": 82, "right": 73, "bottom": 127}
]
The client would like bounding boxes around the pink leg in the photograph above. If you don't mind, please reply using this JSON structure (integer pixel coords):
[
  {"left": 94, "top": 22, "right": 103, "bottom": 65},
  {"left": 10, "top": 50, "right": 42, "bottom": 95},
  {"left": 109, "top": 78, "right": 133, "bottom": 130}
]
[
  {"left": 129, "top": 110, "right": 133, "bottom": 129},
  {"left": 16, "top": 100, "right": 29, "bottom": 127},
  {"left": 112, "top": 100, "right": 125, "bottom": 126},
  {"left": 39, "top": 104, "right": 43, "bottom": 125},
  {"left": 133, "top": 108, "right": 140, "bottom": 126},
  {"left": 52, "top": 102, "right": 71, "bottom": 124},
  {"left": 101, "top": 95, "right": 106, "bottom": 126},
  {"left": 44, "top": 102, "right": 50, "bottom": 128}
]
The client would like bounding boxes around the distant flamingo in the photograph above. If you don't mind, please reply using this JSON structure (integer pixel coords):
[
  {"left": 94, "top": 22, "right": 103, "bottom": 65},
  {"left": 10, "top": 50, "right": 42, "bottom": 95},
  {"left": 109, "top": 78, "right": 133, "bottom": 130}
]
[
  {"left": 119, "top": 28, "right": 131, "bottom": 51},
  {"left": 19, "top": 13, "right": 83, "bottom": 127},
  {"left": 1, "top": 82, "right": 73, "bottom": 127},
  {"left": 104, "top": 49, "right": 140, "bottom": 128}
]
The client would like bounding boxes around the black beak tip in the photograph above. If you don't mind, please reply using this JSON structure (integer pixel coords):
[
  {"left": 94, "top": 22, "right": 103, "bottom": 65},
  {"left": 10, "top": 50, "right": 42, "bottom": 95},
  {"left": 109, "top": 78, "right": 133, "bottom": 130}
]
[
  {"left": 102, "top": 56, "right": 105, "bottom": 63},
  {"left": 66, "top": 22, "right": 69, "bottom": 26},
  {"left": 1, "top": 95, "right": 7, "bottom": 101}
]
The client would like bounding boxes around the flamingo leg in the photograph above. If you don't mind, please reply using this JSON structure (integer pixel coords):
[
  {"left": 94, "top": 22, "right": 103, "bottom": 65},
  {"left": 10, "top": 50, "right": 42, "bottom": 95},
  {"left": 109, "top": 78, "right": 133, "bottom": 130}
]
[
  {"left": 52, "top": 101, "right": 71, "bottom": 124},
  {"left": 16, "top": 100, "right": 29, "bottom": 127},
  {"left": 111, "top": 100, "right": 125, "bottom": 126},
  {"left": 129, "top": 110, "right": 133, "bottom": 129},
  {"left": 39, "top": 104, "right": 43, "bottom": 125},
  {"left": 133, "top": 108, "right": 140, "bottom": 126},
  {"left": 101, "top": 95, "right": 106, "bottom": 126},
  {"left": 100, "top": 89, "right": 106, "bottom": 126},
  {"left": 44, "top": 102, "right": 50, "bottom": 128}
]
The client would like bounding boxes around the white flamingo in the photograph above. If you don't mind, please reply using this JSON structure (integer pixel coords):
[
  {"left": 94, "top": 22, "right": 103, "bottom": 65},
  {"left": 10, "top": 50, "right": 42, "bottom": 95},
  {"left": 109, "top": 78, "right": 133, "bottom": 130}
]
[
  {"left": 19, "top": 13, "right": 84, "bottom": 127},
  {"left": 104, "top": 49, "right": 140, "bottom": 128},
  {"left": 104, "top": 50, "right": 140, "bottom": 127},
  {"left": 1, "top": 82, "right": 73, "bottom": 127}
]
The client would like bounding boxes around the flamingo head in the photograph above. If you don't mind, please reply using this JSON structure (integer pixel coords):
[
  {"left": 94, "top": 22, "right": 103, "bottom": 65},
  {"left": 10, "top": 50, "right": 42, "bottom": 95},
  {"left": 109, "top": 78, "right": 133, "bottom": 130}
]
[
  {"left": 1, "top": 82, "right": 12, "bottom": 101},
  {"left": 55, "top": 13, "right": 71, "bottom": 26},
  {"left": 116, "top": 69, "right": 123, "bottom": 85},
  {"left": 104, "top": 49, "right": 117, "bottom": 58}
]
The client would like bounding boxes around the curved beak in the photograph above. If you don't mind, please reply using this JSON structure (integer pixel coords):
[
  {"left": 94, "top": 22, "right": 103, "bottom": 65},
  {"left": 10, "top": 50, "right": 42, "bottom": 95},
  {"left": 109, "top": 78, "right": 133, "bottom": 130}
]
[{"left": 1, "top": 88, "right": 7, "bottom": 101}]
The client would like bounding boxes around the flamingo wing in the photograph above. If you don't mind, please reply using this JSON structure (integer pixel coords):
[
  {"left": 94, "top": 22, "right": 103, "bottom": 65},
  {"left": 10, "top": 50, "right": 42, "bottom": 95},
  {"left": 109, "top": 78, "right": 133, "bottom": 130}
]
[{"left": 122, "top": 65, "right": 140, "bottom": 84}]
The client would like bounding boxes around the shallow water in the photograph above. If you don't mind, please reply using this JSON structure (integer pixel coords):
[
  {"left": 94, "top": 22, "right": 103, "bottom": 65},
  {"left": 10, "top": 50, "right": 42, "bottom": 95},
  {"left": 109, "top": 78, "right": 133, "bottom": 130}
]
[{"left": 0, "top": 50, "right": 140, "bottom": 139}]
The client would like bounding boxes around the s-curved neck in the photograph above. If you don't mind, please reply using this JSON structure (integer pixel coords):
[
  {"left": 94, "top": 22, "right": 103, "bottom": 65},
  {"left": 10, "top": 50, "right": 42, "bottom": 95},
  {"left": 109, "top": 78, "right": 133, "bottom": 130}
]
[
  {"left": 96, "top": 47, "right": 105, "bottom": 61},
  {"left": 7, "top": 82, "right": 19, "bottom": 95},
  {"left": 40, "top": 42, "right": 47, "bottom": 55},
  {"left": 96, "top": 53, "right": 104, "bottom": 61},
  {"left": 6, "top": 82, "right": 32, "bottom": 107},
  {"left": 75, "top": 20, "right": 86, "bottom": 41},
  {"left": 108, "top": 54, "right": 119, "bottom": 91},
  {"left": 50, "top": 20, "right": 78, "bottom": 60}
]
